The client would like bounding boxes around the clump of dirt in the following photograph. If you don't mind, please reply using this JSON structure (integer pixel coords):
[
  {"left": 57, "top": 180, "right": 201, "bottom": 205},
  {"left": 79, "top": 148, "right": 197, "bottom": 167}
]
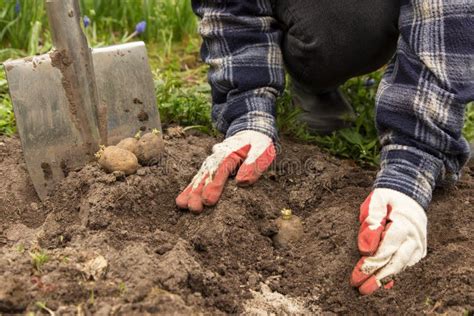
[{"left": 0, "top": 133, "right": 472, "bottom": 315}]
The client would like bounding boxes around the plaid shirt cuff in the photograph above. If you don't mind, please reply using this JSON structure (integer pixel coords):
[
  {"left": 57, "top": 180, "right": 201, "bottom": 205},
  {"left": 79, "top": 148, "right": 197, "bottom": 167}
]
[
  {"left": 226, "top": 110, "right": 277, "bottom": 141},
  {"left": 374, "top": 145, "right": 444, "bottom": 209},
  {"left": 211, "top": 88, "right": 278, "bottom": 141}
]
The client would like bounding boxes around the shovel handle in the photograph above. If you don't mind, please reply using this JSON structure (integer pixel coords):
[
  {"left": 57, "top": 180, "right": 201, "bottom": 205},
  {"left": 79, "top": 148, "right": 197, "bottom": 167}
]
[
  {"left": 46, "top": 0, "right": 88, "bottom": 56},
  {"left": 45, "top": 0, "right": 107, "bottom": 146}
]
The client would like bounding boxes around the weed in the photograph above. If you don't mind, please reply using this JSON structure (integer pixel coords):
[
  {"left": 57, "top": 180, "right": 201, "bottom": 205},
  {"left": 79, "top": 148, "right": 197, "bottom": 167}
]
[
  {"left": 88, "top": 288, "right": 95, "bottom": 306},
  {"left": 29, "top": 249, "right": 50, "bottom": 272},
  {"left": 35, "top": 301, "right": 55, "bottom": 316},
  {"left": 118, "top": 281, "right": 127, "bottom": 296},
  {"left": 16, "top": 243, "right": 25, "bottom": 253},
  {"left": 60, "top": 255, "right": 70, "bottom": 263},
  {"left": 463, "top": 102, "right": 474, "bottom": 141},
  {"left": 154, "top": 51, "right": 213, "bottom": 130}
]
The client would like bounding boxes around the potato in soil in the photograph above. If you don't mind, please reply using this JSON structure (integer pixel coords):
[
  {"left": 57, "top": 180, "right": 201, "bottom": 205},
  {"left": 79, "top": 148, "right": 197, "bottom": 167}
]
[
  {"left": 272, "top": 209, "right": 304, "bottom": 249},
  {"left": 97, "top": 146, "right": 139, "bottom": 175},
  {"left": 116, "top": 137, "right": 138, "bottom": 155},
  {"left": 136, "top": 130, "right": 164, "bottom": 165}
]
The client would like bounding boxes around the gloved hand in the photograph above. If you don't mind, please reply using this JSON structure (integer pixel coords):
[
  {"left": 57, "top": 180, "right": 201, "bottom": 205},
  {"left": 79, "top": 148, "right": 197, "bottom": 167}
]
[
  {"left": 176, "top": 130, "right": 276, "bottom": 213},
  {"left": 350, "top": 188, "right": 427, "bottom": 295}
]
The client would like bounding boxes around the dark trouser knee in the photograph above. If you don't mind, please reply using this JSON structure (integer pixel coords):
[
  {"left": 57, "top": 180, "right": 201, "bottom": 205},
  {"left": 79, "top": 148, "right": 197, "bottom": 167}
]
[{"left": 273, "top": 0, "right": 400, "bottom": 93}]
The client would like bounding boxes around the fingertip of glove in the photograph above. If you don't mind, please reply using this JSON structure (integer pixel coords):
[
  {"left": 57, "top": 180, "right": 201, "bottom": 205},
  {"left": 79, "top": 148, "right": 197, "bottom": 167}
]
[
  {"left": 202, "top": 195, "right": 219, "bottom": 207},
  {"left": 358, "top": 225, "right": 384, "bottom": 255},
  {"left": 358, "top": 276, "right": 381, "bottom": 295},
  {"left": 236, "top": 164, "right": 259, "bottom": 185},
  {"left": 188, "top": 195, "right": 204, "bottom": 214},
  {"left": 383, "top": 279, "right": 395, "bottom": 290},
  {"left": 176, "top": 190, "right": 190, "bottom": 209},
  {"left": 350, "top": 257, "right": 371, "bottom": 287},
  {"left": 189, "top": 205, "right": 204, "bottom": 214}
]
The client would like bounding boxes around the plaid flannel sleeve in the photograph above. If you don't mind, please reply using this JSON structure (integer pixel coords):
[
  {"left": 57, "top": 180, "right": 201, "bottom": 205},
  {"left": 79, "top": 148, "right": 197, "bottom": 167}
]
[
  {"left": 192, "top": 0, "right": 285, "bottom": 141},
  {"left": 374, "top": 0, "right": 474, "bottom": 209}
]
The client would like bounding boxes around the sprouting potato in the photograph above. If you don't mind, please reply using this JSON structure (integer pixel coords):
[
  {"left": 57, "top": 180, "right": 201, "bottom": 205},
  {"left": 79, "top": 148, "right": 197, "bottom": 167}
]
[
  {"left": 116, "top": 137, "right": 139, "bottom": 155},
  {"left": 272, "top": 208, "right": 304, "bottom": 249},
  {"left": 136, "top": 129, "right": 164, "bottom": 165},
  {"left": 96, "top": 145, "right": 139, "bottom": 175}
]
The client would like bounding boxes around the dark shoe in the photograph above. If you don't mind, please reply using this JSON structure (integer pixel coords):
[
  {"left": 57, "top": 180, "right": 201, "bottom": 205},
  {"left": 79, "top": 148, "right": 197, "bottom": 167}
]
[{"left": 291, "top": 82, "right": 356, "bottom": 135}]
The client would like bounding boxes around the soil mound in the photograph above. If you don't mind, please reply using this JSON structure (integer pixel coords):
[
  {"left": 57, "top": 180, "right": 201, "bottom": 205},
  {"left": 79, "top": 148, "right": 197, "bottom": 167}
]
[{"left": 0, "top": 134, "right": 473, "bottom": 315}]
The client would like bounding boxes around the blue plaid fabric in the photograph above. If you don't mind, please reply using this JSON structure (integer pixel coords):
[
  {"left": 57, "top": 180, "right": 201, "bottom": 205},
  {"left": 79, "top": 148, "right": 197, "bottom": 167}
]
[
  {"left": 193, "top": 0, "right": 474, "bottom": 209},
  {"left": 192, "top": 0, "right": 285, "bottom": 140},
  {"left": 374, "top": 0, "right": 473, "bottom": 208}
]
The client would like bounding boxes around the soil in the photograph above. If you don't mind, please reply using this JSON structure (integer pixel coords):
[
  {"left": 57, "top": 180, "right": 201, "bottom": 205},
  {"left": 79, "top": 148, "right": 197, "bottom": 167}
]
[{"left": 0, "top": 132, "right": 473, "bottom": 315}]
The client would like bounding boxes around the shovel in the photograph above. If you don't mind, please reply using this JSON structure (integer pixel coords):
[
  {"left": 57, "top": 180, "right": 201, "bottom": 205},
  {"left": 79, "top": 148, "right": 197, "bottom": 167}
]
[{"left": 3, "top": 0, "right": 162, "bottom": 200}]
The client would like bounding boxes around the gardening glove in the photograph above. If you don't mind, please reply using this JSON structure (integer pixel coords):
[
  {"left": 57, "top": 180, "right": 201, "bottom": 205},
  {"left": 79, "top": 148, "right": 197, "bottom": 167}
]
[
  {"left": 350, "top": 188, "right": 427, "bottom": 295},
  {"left": 176, "top": 130, "right": 276, "bottom": 213}
]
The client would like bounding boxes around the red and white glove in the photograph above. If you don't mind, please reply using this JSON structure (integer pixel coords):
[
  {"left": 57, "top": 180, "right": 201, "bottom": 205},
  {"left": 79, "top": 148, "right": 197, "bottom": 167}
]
[
  {"left": 176, "top": 130, "right": 276, "bottom": 213},
  {"left": 351, "top": 188, "right": 427, "bottom": 295}
]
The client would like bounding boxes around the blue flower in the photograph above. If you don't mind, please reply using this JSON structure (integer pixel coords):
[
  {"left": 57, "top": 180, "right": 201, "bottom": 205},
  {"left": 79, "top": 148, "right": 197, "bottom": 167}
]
[
  {"left": 135, "top": 21, "right": 146, "bottom": 34},
  {"left": 83, "top": 15, "right": 91, "bottom": 28},
  {"left": 14, "top": 0, "right": 21, "bottom": 15},
  {"left": 364, "top": 78, "right": 376, "bottom": 87}
]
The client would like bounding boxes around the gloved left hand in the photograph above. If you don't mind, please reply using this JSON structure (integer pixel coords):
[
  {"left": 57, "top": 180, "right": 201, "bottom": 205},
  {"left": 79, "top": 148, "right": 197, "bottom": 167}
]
[{"left": 350, "top": 188, "right": 427, "bottom": 295}]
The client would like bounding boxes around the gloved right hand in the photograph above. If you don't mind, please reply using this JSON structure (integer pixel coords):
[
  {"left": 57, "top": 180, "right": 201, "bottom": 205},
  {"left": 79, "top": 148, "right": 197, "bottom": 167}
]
[{"left": 176, "top": 130, "right": 276, "bottom": 213}]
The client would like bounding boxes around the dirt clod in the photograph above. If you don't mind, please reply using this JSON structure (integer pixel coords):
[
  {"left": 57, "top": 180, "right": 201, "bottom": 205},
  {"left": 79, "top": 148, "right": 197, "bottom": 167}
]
[{"left": 81, "top": 255, "right": 108, "bottom": 280}]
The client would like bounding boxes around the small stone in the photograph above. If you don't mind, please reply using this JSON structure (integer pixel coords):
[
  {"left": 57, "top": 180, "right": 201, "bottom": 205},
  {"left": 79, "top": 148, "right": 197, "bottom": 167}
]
[
  {"left": 30, "top": 202, "right": 39, "bottom": 211},
  {"left": 81, "top": 255, "right": 108, "bottom": 281},
  {"left": 137, "top": 168, "right": 147, "bottom": 176},
  {"left": 247, "top": 272, "right": 260, "bottom": 288},
  {"left": 112, "top": 171, "right": 126, "bottom": 181},
  {"left": 167, "top": 126, "right": 185, "bottom": 138}
]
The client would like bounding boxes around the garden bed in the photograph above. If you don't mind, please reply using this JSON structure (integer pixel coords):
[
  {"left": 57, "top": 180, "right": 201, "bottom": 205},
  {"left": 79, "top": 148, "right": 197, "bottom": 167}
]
[{"left": 0, "top": 132, "right": 472, "bottom": 315}]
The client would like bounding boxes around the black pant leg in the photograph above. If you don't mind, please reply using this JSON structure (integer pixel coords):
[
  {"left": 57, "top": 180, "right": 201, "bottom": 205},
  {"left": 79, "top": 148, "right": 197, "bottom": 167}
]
[{"left": 273, "top": 0, "right": 400, "bottom": 93}]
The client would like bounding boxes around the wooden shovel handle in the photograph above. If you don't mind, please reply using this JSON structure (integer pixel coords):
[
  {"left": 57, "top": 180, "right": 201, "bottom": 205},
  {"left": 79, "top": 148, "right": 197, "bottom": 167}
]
[{"left": 45, "top": 0, "right": 107, "bottom": 146}]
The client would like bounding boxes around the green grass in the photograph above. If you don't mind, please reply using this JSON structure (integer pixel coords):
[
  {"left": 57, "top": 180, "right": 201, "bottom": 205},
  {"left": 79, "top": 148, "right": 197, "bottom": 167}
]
[
  {"left": 153, "top": 42, "right": 213, "bottom": 131},
  {"left": 35, "top": 301, "right": 55, "bottom": 316},
  {"left": 29, "top": 249, "right": 50, "bottom": 272},
  {"left": 0, "top": 70, "right": 15, "bottom": 135},
  {"left": 464, "top": 103, "right": 474, "bottom": 142},
  {"left": 0, "top": 0, "right": 197, "bottom": 60}
]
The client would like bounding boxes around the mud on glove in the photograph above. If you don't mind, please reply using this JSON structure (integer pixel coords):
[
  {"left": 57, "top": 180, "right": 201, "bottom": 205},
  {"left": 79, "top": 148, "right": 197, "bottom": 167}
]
[{"left": 351, "top": 188, "right": 427, "bottom": 295}]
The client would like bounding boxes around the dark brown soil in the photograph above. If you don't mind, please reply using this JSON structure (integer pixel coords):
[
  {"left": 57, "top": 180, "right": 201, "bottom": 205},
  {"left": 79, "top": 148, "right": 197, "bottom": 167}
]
[{"left": 0, "top": 133, "right": 473, "bottom": 315}]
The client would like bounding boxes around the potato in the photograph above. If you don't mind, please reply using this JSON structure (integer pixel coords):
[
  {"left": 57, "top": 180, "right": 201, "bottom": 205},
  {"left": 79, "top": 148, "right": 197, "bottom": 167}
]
[
  {"left": 116, "top": 137, "right": 138, "bottom": 155},
  {"left": 136, "top": 130, "right": 164, "bottom": 165},
  {"left": 272, "top": 209, "right": 304, "bottom": 249},
  {"left": 97, "top": 146, "right": 139, "bottom": 175}
]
